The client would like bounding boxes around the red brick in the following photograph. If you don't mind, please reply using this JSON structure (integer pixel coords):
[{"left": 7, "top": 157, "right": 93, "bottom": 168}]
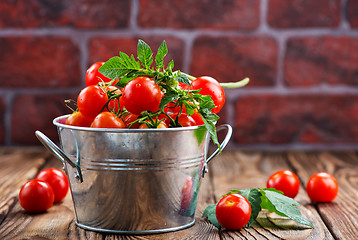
[
  {"left": 88, "top": 37, "right": 185, "bottom": 71},
  {"left": 0, "top": 97, "right": 5, "bottom": 145},
  {"left": 284, "top": 37, "right": 358, "bottom": 87},
  {"left": 0, "top": 0, "right": 131, "bottom": 28},
  {"left": 268, "top": 0, "right": 341, "bottom": 28},
  {"left": 138, "top": 0, "right": 260, "bottom": 30},
  {"left": 234, "top": 95, "right": 358, "bottom": 145},
  {"left": 0, "top": 37, "right": 81, "bottom": 88},
  {"left": 11, "top": 94, "right": 75, "bottom": 145},
  {"left": 190, "top": 36, "right": 278, "bottom": 86},
  {"left": 347, "top": 0, "right": 358, "bottom": 28}
]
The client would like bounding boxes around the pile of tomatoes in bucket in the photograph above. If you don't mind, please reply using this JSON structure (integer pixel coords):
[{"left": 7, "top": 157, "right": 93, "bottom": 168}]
[{"left": 65, "top": 61, "right": 225, "bottom": 129}]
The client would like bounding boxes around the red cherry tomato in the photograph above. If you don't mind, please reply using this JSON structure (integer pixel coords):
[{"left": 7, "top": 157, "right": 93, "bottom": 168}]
[
  {"left": 122, "top": 77, "right": 163, "bottom": 115},
  {"left": 177, "top": 113, "right": 196, "bottom": 127},
  {"left": 36, "top": 168, "right": 69, "bottom": 203},
  {"left": 191, "top": 112, "right": 204, "bottom": 126},
  {"left": 77, "top": 85, "right": 109, "bottom": 119},
  {"left": 306, "top": 172, "right": 338, "bottom": 202},
  {"left": 267, "top": 170, "right": 300, "bottom": 198},
  {"left": 65, "top": 111, "right": 93, "bottom": 127},
  {"left": 102, "top": 85, "right": 123, "bottom": 113},
  {"left": 122, "top": 113, "right": 140, "bottom": 128},
  {"left": 85, "top": 62, "right": 113, "bottom": 86},
  {"left": 91, "top": 112, "right": 126, "bottom": 128},
  {"left": 19, "top": 179, "right": 55, "bottom": 213},
  {"left": 190, "top": 76, "right": 225, "bottom": 113},
  {"left": 215, "top": 193, "right": 251, "bottom": 230}
]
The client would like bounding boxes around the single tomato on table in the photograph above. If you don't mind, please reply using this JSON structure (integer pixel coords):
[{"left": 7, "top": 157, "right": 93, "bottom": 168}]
[
  {"left": 306, "top": 172, "right": 338, "bottom": 202},
  {"left": 19, "top": 179, "right": 55, "bottom": 213},
  {"left": 215, "top": 193, "right": 251, "bottom": 230},
  {"left": 267, "top": 169, "right": 300, "bottom": 198},
  {"left": 36, "top": 168, "right": 69, "bottom": 203}
]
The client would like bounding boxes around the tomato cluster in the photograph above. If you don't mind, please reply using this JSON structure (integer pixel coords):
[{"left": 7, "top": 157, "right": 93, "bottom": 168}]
[
  {"left": 65, "top": 62, "right": 225, "bottom": 129},
  {"left": 19, "top": 168, "right": 69, "bottom": 213},
  {"left": 266, "top": 169, "right": 338, "bottom": 202}
]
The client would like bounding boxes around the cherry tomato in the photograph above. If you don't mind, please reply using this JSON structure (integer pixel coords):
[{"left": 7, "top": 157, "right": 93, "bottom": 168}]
[
  {"left": 191, "top": 112, "right": 204, "bottom": 126},
  {"left": 65, "top": 111, "right": 93, "bottom": 127},
  {"left": 91, "top": 112, "right": 126, "bottom": 128},
  {"left": 19, "top": 179, "right": 54, "bottom": 213},
  {"left": 85, "top": 62, "right": 113, "bottom": 86},
  {"left": 122, "top": 113, "right": 140, "bottom": 128},
  {"left": 138, "top": 121, "right": 168, "bottom": 129},
  {"left": 177, "top": 113, "right": 196, "bottom": 127},
  {"left": 215, "top": 193, "right": 251, "bottom": 230},
  {"left": 190, "top": 76, "right": 225, "bottom": 113},
  {"left": 306, "top": 172, "right": 338, "bottom": 202},
  {"left": 102, "top": 85, "right": 123, "bottom": 113},
  {"left": 36, "top": 168, "right": 69, "bottom": 203},
  {"left": 77, "top": 85, "right": 109, "bottom": 119},
  {"left": 267, "top": 170, "right": 300, "bottom": 198},
  {"left": 122, "top": 77, "right": 163, "bottom": 115}
]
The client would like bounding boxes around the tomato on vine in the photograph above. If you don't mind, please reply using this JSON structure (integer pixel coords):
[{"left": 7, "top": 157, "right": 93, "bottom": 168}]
[
  {"left": 91, "top": 112, "right": 126, "bottom": 128},
  {"left": 65, "top": 111, "right": 93, "bottom": 127},
  {"left": 86, "top": 62, "right": 114, "bottom": 86},
  {"left": 77, "top": 85, "right": 109, "bottom": 119},
  {"left": 190, "top": 76, "right": 225, "bottom": 114},
  {"left": 122, "top": 77, "right": 163, "bottom": 115}
]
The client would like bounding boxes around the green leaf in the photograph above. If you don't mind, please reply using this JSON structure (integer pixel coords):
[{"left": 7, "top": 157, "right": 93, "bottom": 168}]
[
  {"left": 159, "top": 89, "right": 179, "bottom": 109},
  {"left": 99, "top": 57, "right": 132, "bottom": 79},
  {"left": 239, "top": 188, "right": 262, "bottom": 227},
  {"left": 202, "top": 204, "right": 221, "bottom": 229},
  {"left": 155, "top": 40, "right": 167, "bottom": 70},
  {"left": 175, "top": 73, "right": 191, "bottom": 86},
  {"left": 202, "top": 116, "right": 219, "bottom": 147},
  {"left": 183, "top": 101, "right": 196, "bottom": 116},
  {"left": 259, "top": 189, "right": 314, "bottom": 228},
  {"left": 137, "top": 40, "right": 153, "bottom": 69}
]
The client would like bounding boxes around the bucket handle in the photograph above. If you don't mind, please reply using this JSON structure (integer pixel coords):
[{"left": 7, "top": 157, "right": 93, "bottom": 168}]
[
  {"left": 35, "top": 131, "right": 83, "bottom": 182},
  {"left": 202, "top": 124, "right": 232, "bottom": 177}
]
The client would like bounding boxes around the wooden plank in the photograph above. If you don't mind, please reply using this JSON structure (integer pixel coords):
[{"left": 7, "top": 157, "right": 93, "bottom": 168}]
[
  {"left": 208, "top": 151, "right": 334, "bottom": 240},
  {"left": 288, "top": 151, "right": 358, "bottom": 240},
  {"left": 0, "top": 148, "right": 220, "bottom": 240}
]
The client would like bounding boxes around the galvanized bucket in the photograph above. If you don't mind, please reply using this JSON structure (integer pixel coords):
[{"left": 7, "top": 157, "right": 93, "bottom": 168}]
[{"left": 35, "top": 115, "right": 232, "bottom": 234}]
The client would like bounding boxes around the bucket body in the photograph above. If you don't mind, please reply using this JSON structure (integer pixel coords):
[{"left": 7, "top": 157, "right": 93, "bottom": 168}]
[{"left": 54, "top": 115, "right": 211, "bottom": 234}]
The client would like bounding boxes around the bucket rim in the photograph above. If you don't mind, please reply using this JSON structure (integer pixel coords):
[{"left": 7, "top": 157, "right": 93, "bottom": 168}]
[{"left": 53, "top": 115, "right": 207, "bottom": 133}]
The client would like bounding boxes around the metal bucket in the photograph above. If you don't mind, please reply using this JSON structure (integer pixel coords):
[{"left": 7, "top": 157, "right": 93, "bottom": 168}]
[{"left": 35, "top": 115, "right": 232, "bottom": 234}]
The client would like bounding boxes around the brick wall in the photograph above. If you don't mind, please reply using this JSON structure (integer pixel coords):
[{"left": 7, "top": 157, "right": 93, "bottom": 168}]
[{"left": 0, "top": 0, "right": 357, "bottom": 150}]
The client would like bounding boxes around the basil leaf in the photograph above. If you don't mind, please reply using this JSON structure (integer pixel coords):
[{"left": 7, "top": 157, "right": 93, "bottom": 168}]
[
  {"left": 137, "top": 39, "right": 153, "bottom": 69},
  {"left": 259, "top": 189, "right": 314, "bottom": 228},
  {"left": 239, "top": 188, "right": 262, "bottom": 227},
  {"left": 202, "top": 204, "right": 221, "bottom": 229},
  {"left": 155, "top": 40, "right": 167, "bottom": 70}
]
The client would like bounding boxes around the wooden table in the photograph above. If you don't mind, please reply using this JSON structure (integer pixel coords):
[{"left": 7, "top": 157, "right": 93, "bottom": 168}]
[{"left": 0, "top": 147, "right": 357, "bottom": 239}]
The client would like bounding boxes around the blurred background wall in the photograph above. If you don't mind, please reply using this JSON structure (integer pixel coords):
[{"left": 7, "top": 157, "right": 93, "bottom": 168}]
[{"left": 0, "top": 0, "right": 357, "bottom": 150}]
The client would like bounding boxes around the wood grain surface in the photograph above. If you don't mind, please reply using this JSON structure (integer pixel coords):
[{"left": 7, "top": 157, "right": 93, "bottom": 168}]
[{"left": 0, "top": 147, "right": 357, "bottom": 239}]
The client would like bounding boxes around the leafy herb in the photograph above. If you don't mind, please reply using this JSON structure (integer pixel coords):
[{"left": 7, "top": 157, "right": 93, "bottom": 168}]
[
  {"left": 98, "top": 39, "right": 220, "bottom": 146},
  {"left": 202, "top": 188, "right": 314, "bottom": 230}
]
